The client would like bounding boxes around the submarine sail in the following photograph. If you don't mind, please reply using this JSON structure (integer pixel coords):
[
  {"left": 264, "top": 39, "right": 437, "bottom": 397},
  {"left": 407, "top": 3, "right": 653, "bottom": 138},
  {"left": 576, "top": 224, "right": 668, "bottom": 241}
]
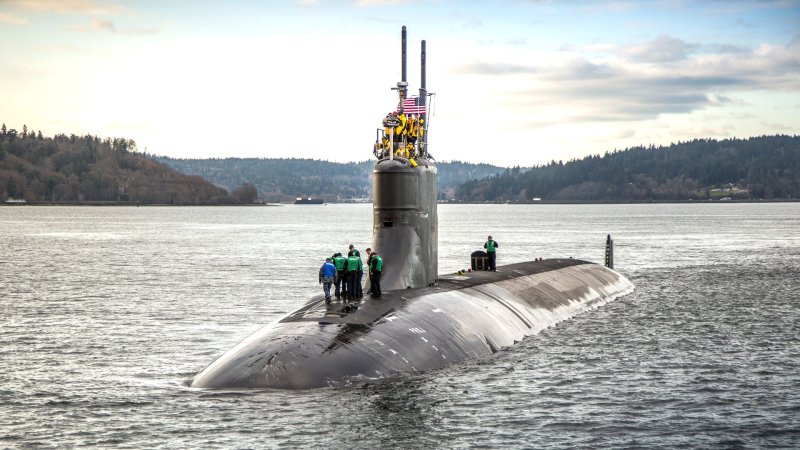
[{"left": 372, "top": 26, "right": 436, "bottom": 290}]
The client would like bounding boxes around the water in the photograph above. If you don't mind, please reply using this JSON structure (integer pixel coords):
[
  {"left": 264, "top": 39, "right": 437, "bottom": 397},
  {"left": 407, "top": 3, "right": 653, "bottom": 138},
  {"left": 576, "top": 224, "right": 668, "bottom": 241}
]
[{"left": 1, "top": 203, "right": 799, "bottom": 448}]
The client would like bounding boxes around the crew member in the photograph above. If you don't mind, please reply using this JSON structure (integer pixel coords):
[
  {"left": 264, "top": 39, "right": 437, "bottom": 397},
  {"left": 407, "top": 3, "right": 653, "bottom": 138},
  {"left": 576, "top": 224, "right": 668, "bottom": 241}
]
[
  {"left": 357, "top": 252, "right": 364, "bottom": 298},
  {"left": 381, "top": 136, "right": 391, "bottom": 157},
  {"left": 417, "top": 117, "right": 425, "bottom": 157},
  {"left": 384, "top": 112, "right": 400, "bottom": 142},
  {"left": 346, "top": 250, "right": 361, "bottom": 301},
  {"left": 408, "top": 116, "right": 418, "bottom": 144},
  {"left": 484, "top": 235, "right": 499, "bottom": 271},
  {"left": 332, "top": 252, "right": 347, "bottom": 300},
  {"left": 395, "top": 111, "right": 408, "bottom": 143},
  {"left": 319, "top": 257, "right": 337, "bottom": 303},
  {"left": 369, "top": 250, "right": 383, "bottom": 298},
  {"left": 365, "top": 248, "right": 373, "bottom": 295},
  {"left": 348, "top": 244, "right": 363, "bottom": 299}
]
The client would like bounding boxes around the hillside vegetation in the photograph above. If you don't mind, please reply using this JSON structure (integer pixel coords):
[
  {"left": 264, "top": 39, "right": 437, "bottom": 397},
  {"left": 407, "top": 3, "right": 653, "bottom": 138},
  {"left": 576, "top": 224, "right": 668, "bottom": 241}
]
[
  {"left": 456, "top": 136, "right": 800, "bottom": 202},
  {"left": 154, "top": 157, "right": 506, "bottom": 202},
  {"left": 0, "top": 124, "right": 254, "bottom": 204},
  {"left": 6, "top": 122, "right": 794, "bottom": 205}
]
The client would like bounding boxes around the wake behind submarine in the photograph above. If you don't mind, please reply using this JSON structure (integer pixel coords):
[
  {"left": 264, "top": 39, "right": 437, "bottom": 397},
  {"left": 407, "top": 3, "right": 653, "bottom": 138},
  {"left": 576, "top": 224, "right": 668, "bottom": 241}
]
[{"left": 190, "top": 27, "right": 634, "bottom": 390}]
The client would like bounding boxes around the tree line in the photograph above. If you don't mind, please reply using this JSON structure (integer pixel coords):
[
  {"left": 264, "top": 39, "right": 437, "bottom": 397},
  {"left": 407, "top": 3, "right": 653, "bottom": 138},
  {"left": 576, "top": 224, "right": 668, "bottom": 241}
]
[
  {"left": 0, "top": 123, "right": 257, "bottom": 204},
  {"left": 154, "top": 157, "right": 506, "bottom": 203},
  {"left": 10, "top": 122, "right": 789, "bottom": 205},
  {"left": 456, "top": 136, "right": 800, "bottom": 202}
]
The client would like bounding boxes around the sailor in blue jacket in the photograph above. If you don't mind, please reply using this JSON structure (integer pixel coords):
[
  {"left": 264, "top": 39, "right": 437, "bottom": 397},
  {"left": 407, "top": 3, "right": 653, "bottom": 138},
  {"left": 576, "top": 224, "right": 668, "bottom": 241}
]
[{"left": 319, "top": 257, "right": 337, "bottom": 303}]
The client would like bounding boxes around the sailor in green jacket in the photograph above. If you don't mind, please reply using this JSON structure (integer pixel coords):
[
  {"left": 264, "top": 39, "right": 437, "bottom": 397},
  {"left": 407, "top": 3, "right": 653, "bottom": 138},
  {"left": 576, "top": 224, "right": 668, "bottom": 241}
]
[
  {"left": 369, "top": 250, "right": 383, "bottom": 298},
  {"left": 345, "top": 251, "right": 361, "bottom": 301},
  {"left": 349, "top": 244, "right": 364, "bottom": 299},
  {"left": 484, "top": 235, "right": 499, "bottom": 271},
  {"left": 331, "top": 252, "right": 347, "bottom": 300}
]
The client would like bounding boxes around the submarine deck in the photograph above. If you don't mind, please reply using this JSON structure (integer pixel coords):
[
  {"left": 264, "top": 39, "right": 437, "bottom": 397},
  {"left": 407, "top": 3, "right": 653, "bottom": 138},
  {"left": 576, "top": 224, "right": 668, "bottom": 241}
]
[{"left": 282, "top": 258, "right": 590, "bottom": 326}]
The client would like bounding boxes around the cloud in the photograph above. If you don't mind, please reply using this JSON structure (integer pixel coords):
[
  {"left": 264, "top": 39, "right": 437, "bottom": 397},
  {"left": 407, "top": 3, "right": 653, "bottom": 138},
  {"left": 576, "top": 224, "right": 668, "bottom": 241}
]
[
  {"left": 4, "top": 0, "right": 124, "bottom": 15},
  {"left": 556, "top": 58, "right": 621, "bottom": 79},
  {"left": 706, "top": 94, "right": 736, "bottom": 106},
  {"left": 454, "top": 61, "right": 537, "bottom": 75},
  {"left": 453, "top": 32, "right": 800, "bottom": 129},
  {"left": 0, "top": 11, "right": 27, "bottom": 24},
  {"left": 125, "top": 25, "right": 160, "bottom": 35},
  {"left": 760, "top": 121, "right": 794, "bottom": 131},
  {"left": 622, "top": 35, "right": 700, "bottom": 63},
  {"left": 789, "top": 33, "right": 800, "bottom": 49},
  {"left": 67, "top": 18, "right": 115, "bottom": 31},
  {"left": 67, "top": 18, "right": 161, "bottom": 35},
  {"left": 478, "top": 36, "right": 528, "bottom": 46},
  {"left": 668, "top": 125, "right": 735, "bottom": 138},
  {"left": 704, "top": 43, "right": 750, "bottom": 54},
  {"left": 517, "top": 70, "right": 767, "bottom": 125},
  {"left": 353, "top": 0, "right": 414, "bottom": 5}
]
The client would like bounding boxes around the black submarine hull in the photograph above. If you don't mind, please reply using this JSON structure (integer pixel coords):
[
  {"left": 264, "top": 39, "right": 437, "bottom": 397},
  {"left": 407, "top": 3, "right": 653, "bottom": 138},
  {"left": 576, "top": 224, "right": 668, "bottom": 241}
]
[{"left": 190, "top": 259, "right": 634, "bottom": 389}]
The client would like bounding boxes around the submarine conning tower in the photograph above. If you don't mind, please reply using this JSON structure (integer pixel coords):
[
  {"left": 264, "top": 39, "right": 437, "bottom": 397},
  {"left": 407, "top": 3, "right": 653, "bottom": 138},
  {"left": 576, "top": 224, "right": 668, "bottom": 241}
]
[
  {"left": 372, "top": 26, "right": 437, "bottom": 290},
  {"left": 373, "top": 158, "right": 437, "bottom": 290}
]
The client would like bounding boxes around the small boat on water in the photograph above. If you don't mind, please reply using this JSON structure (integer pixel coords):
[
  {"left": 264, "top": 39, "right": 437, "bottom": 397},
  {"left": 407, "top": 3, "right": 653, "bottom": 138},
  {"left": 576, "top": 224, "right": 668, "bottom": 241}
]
[
  {"left": 3, "top": 197, "right": 27, "bottom": 205},
  {"left": 294, "top": 196, "right": 324, "bottom": 205}
]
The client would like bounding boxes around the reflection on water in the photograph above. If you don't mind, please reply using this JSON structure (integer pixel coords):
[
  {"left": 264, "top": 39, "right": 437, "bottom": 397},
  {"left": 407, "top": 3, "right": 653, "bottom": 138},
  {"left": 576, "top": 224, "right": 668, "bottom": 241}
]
[{"left": 1, "top": 203, "right": 799, "bottom": 448}]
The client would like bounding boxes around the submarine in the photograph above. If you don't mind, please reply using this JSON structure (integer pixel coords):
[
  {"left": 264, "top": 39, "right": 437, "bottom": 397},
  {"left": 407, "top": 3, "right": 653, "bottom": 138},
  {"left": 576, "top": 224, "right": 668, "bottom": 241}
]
[{"left": 190, "top": 27, "right": 634, "bottom": 389}]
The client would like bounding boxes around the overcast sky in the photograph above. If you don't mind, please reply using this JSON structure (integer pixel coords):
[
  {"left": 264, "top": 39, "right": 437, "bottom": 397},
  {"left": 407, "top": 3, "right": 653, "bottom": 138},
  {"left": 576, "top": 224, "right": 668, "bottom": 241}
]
[{"left": 1, "top": 0, "right": 798, "bottom": 166}]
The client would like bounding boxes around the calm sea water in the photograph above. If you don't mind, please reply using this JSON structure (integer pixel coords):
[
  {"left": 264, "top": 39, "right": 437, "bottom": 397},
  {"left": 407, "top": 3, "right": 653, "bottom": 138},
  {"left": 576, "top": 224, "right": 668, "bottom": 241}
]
[{"left": 1, "top": 203, "right": 799, "bottom": 449}]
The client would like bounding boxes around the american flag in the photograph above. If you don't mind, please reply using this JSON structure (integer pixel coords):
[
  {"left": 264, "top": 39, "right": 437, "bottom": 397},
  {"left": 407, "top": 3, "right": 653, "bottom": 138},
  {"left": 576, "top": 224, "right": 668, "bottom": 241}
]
[{"left": 397, "top": 96, "right": 427, "bottom": 115}]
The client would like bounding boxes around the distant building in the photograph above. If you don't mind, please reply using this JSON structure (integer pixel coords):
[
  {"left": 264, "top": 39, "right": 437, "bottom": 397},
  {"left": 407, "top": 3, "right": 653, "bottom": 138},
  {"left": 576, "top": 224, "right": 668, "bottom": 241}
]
[
  {"left": 3, "top": 197, "right": 27, "bottom": 205},
  {"left": 294, "top": 196, "right": 324, "bottom": 205}
]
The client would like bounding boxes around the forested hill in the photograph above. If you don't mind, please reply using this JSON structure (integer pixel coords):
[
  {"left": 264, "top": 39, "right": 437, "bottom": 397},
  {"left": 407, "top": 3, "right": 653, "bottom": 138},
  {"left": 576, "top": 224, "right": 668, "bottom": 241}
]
[
  {"left": 456, "top": 135, "right": 800, "bottom": 202},
  {"left": 154, "top": 157, "right": 506, "bottom": 202},
  {"left": 0, "top": 124, "right": 256, "bottom": 204}
]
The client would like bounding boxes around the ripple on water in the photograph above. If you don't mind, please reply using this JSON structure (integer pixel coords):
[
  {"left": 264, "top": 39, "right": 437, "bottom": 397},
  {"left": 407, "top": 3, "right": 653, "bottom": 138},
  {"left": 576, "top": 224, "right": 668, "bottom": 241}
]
[{"left": 1, "top": 204, "right": 799, "bottom": 448}]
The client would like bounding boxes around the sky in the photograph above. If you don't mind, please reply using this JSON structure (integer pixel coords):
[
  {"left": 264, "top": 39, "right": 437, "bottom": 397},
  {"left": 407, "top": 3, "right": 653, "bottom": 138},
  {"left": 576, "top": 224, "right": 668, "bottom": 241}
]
[{"left": 0, "top": 0, "right": 798, "bottom": 167}]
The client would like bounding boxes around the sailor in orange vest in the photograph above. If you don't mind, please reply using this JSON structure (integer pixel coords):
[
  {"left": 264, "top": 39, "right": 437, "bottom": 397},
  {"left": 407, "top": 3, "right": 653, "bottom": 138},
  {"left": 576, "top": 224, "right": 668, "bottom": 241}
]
[
  {"left": 407, "top": 115, "right": 420, "bottom": 157},
  {"left": 384, "top": 112, "right": 396, "bottom": 139},
  {"left": 395, "top": 111, "right": 408, "bottom": 143}
]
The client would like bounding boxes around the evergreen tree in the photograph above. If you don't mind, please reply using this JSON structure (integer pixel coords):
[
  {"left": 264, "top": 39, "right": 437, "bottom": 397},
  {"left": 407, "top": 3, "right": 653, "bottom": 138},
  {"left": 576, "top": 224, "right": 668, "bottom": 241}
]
[
  {"left": 0, "top": 129, "right": 233, "bottom": 204},
  {"left": 231, "top": 182, "right": 259, "bottom": 203},
  {"left": 456, "top": 136, "right": 800, "bottom": 202}
]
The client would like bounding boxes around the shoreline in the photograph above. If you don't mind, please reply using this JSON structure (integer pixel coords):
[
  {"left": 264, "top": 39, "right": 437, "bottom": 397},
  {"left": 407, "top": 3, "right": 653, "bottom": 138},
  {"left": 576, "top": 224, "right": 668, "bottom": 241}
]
[{"left": 2, "top": 199, "right": 798, "bottom": 207}]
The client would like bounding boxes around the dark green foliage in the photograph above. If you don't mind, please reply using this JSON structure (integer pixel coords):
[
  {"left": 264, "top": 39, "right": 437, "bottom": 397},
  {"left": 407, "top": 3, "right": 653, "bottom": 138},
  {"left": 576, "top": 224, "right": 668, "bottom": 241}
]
[
  {"left": 154, "top": 157, "right": 506, "bottom": 203},
  {"left": 456, "top": 136, "right": 800, "bottom": 202},
  {"left": 0, "top": 125, "right": 234, "bottom": 204},
  {"left": 231, "top": 182, "right": 259, "bottom": 203}
]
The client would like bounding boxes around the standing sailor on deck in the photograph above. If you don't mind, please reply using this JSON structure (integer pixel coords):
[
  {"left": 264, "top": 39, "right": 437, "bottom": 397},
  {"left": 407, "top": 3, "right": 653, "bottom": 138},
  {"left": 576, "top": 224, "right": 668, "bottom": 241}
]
[
  {"left": 369, "top": 250, "right": 383, "bottom": 298},
  {"left": 318, "top": 258, "right": 336, "bottom": 303},
  {"left": 345, "top": 250, "right": 360, "bottom": 301},
  {"left": 484, "top": 235, "right": 499, "bottom": 272},
  {"left": 332, "top": 252, "right": 347, "bottom": 300}
]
